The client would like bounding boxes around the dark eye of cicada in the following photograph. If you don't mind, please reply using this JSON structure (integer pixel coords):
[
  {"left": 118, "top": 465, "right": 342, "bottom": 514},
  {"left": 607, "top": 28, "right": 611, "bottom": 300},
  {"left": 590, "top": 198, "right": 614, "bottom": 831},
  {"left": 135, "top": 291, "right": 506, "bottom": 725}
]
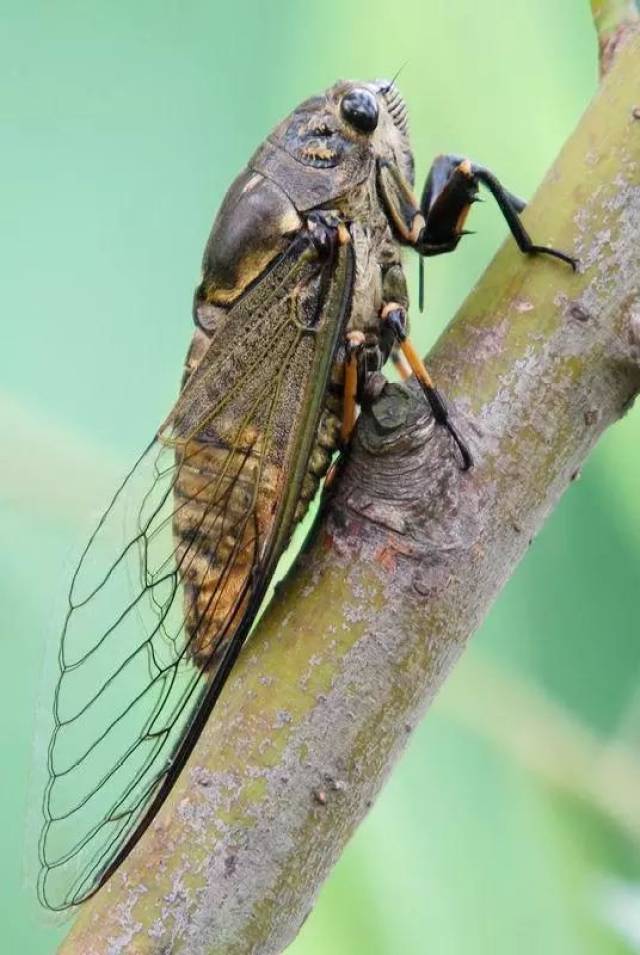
[{"left": 340, "top": 88, "right": 379, "bottom": 134}]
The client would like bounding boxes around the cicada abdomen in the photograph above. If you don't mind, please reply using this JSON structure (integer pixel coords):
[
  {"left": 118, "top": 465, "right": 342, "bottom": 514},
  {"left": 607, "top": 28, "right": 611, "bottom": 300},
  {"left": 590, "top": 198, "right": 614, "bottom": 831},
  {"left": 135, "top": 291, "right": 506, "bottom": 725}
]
[{"left": 170, "top": 423, "right": 280, "bottom": 669}]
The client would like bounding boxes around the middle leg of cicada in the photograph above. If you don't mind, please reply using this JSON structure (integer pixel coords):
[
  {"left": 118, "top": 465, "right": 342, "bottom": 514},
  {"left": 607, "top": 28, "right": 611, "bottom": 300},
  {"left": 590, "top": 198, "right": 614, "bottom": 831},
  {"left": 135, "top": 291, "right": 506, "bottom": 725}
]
[
  {"left": 391, "top": 347, "right": 411, "bottom": 381},
  {"left": 381, "top": 302, "right": 473, "bottom": 470},
  {"left": 340, "top": 330, "right": 366, "bottom": 445}
]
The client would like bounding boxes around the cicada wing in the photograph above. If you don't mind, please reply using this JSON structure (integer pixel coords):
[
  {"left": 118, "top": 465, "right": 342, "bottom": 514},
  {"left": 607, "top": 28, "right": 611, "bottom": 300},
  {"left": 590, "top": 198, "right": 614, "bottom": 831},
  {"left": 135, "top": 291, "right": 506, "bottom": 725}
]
[{"left": 38, "top": 229, "right": 354, "bottom": 910}]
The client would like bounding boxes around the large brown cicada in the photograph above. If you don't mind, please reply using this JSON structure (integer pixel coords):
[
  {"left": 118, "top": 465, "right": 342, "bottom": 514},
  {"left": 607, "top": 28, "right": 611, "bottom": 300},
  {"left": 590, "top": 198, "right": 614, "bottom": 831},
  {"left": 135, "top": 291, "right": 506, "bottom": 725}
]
[{"left": 38, "top": 79, "right": 575, "bottom": 910}]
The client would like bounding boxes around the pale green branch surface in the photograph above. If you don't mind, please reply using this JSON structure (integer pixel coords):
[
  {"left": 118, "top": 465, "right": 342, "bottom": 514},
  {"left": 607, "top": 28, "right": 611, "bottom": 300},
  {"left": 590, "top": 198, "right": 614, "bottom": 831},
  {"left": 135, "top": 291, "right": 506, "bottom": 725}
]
[
  {"left": 60, "top": 34, "right": 640, "bottom": 955},
  {"left": 591, "top": 0, "right": 639, "bottom": 73}
]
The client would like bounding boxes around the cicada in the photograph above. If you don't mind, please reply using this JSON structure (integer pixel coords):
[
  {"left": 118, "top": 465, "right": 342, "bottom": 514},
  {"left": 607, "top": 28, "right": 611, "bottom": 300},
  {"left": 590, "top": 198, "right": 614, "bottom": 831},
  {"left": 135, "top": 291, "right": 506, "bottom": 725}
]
[{"left": 38, "top": 79, "right": 574, "bottom": 910}]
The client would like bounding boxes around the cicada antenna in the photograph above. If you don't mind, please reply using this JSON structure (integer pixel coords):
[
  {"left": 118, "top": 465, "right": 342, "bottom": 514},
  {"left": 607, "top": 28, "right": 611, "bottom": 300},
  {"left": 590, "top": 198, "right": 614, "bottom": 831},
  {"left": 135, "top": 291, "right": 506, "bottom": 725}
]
[{"left": 379, "top": 62, "right": 409, "bottom": 94}]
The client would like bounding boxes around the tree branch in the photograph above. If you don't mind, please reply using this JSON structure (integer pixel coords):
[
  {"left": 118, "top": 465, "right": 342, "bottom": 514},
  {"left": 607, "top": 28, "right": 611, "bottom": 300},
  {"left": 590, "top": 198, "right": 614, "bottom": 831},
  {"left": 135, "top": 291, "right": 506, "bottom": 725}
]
[
  {"left": 591, "top": 0, "right": 639, "bottom": 74},
  {"left": 60, "top": 33, "right": 640, "bottom": 955}
]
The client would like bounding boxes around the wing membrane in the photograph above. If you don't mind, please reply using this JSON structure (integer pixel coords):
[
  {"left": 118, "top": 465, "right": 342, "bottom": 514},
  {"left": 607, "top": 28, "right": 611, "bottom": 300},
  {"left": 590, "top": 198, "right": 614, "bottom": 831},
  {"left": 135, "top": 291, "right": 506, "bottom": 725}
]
[{"left": 38, "top": 230, "right": 354, "bottom": 910}]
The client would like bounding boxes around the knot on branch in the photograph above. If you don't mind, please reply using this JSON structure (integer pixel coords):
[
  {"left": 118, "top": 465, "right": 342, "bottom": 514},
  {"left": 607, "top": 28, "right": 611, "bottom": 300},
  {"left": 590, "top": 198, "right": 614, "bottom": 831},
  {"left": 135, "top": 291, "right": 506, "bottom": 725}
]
[
  {"left": 598, "top": 19, "right": 640, "bottom": 77},
  {"left": 322, "top": 382, "right": 482, "bottom": 579}
]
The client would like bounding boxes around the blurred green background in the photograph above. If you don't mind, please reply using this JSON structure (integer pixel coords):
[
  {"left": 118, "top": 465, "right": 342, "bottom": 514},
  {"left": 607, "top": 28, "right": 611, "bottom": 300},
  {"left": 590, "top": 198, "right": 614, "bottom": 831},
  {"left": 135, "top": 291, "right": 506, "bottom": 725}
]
[{"left": 2, "top": 1, "right": 639, "bottom": 952}]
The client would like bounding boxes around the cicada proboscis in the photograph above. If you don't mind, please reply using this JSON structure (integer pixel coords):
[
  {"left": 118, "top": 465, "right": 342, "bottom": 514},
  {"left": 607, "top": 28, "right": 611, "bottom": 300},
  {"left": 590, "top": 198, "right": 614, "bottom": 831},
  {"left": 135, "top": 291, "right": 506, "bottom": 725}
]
[{"left": 38, "top": 78, "right": 575, "bottom": 911}]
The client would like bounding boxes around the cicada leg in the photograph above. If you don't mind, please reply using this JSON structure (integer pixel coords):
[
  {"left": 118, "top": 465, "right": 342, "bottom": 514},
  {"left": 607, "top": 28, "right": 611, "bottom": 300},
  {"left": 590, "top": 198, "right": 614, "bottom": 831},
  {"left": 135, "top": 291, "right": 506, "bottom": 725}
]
[
  {"left": 416, "top": 155, "right": 577, "bottom": 306},
  {"left": 381, "top": 302, "right": 473, "bottom": 470},
  {"left": 377, "top": 154, "right": 577, "bottom": 312},
  {"left": 340, "top": 330, "right": 366, "bottom": 445},
  {"left": 391, "top": 347, "right": 411, "bottom": 381}
]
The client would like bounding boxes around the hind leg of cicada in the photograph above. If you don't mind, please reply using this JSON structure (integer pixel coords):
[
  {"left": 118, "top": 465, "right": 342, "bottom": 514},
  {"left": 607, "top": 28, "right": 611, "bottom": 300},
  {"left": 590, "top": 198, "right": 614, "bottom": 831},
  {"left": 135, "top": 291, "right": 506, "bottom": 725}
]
[
  {"left": 417, "top": 154, "right": 577, "bottom": 289},
  {"left": 381, "top": 303, "right": 473, "bottom": 471}
]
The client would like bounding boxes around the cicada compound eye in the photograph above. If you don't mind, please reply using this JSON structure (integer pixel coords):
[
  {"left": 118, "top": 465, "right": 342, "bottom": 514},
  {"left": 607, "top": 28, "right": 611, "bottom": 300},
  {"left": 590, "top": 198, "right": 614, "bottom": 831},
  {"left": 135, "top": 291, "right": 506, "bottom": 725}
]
[{"left": 340, "top": 88, "right": 379, "bottom": 134}]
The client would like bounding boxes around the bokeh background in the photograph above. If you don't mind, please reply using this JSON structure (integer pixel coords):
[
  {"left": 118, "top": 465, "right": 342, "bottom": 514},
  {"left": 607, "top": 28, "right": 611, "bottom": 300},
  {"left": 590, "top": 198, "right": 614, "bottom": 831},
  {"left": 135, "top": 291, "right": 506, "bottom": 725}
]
[{"left": 2, "top": 1, "right": 639, "bottom": 952}]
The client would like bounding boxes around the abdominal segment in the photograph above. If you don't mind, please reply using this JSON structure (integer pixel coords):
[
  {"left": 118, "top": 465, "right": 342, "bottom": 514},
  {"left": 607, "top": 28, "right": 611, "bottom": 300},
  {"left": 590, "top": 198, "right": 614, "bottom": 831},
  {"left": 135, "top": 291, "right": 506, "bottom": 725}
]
[{"left": 172, "top": 430, "right": 280, "bottom": 670}]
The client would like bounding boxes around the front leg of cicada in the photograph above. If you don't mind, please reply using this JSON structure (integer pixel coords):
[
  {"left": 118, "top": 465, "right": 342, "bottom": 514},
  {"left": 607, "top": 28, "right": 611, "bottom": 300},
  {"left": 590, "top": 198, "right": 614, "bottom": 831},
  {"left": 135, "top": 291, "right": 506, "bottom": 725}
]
[
  {"left": 306, "top": 209, "right": 351, "bottom": 261},
  {"left": 376, "top": 161, "right": 471, "bottom": 468},
  {"left": 416, "top": 154, "right": 577, "bottom": 308}
]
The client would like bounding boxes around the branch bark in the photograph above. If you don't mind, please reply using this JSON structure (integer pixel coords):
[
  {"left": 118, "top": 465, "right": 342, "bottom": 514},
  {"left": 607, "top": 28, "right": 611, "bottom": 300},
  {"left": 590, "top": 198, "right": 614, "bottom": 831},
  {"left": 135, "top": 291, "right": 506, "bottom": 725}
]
[
  {"left": 60, "top": 32, "right": 640, "bottom": 955},
  {"left": 591, "top": 0, "right": 640, "bottom": 74}
]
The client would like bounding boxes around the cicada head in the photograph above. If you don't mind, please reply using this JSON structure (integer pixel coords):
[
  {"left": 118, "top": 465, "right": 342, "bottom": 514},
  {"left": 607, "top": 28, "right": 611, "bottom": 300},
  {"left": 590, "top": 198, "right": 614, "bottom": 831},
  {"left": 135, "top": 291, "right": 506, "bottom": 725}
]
[
  {"left": 269, "top": 80, "right": 413, "bottom": 185},
  {"left": 333, "top": 78, "right": 415, "bottom": 185}
]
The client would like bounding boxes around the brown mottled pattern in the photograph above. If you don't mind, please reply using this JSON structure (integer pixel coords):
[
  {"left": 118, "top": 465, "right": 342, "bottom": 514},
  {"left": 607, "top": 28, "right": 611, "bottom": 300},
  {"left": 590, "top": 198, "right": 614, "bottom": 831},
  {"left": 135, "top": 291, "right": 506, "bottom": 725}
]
[
  {"left": 167, "top": 236, "right": 351, "bottom": 672},
  {"left": 173, "top": 431, "right": 280, "bottom": 668}
]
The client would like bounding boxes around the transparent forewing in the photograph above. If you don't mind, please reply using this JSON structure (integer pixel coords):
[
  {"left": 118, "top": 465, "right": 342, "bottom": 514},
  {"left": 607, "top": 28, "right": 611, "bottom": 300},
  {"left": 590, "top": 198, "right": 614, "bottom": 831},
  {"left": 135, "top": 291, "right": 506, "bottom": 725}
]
[{"left": 38, "top": 232, "right": 354, "bottom": 910}]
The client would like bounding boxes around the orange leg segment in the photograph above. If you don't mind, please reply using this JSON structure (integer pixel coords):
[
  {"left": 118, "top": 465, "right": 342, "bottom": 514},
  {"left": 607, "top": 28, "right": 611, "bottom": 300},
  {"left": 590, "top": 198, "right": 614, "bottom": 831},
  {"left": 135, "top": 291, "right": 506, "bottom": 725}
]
[
  {"left": 340, "top": 331, "right": 364, "bottom": 445},
  {"left": 396, "top": 337, "right": 436, "bottom": 390},
  {"left": 381, "top": 302, "right": 473, "bottom": 470},
  {"left": 391, "top": 348, "right": 412, "bottom": 381}
]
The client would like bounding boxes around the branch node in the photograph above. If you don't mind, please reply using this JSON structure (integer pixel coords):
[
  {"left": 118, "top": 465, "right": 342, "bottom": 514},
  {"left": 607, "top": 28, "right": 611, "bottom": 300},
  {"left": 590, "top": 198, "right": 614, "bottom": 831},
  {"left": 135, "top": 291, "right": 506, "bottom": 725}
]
[{"left": 591, "top": 0, "right": 640, "bottom": 75}]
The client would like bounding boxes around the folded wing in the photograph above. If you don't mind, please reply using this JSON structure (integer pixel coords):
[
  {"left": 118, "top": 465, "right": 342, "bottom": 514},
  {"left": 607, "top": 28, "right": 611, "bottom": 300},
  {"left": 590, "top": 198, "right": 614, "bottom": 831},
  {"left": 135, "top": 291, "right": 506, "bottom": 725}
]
[{"left": 38, "top": 228, "right": 354, "bottom": 909}]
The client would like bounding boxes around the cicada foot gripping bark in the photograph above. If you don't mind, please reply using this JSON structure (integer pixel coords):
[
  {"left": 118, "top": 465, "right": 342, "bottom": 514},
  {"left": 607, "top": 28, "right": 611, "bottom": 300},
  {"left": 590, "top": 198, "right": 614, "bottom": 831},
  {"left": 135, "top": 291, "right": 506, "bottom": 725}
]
[{"left": 381, "top": 302, "right": 473, "bottom": 470}]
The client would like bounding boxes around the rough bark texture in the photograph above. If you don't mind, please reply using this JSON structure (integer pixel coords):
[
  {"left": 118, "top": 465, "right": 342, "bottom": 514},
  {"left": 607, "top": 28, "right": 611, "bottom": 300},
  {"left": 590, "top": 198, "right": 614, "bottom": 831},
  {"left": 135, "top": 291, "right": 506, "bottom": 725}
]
[{"left": 59, "top": 33, "right": 640, "bottom": 955}]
